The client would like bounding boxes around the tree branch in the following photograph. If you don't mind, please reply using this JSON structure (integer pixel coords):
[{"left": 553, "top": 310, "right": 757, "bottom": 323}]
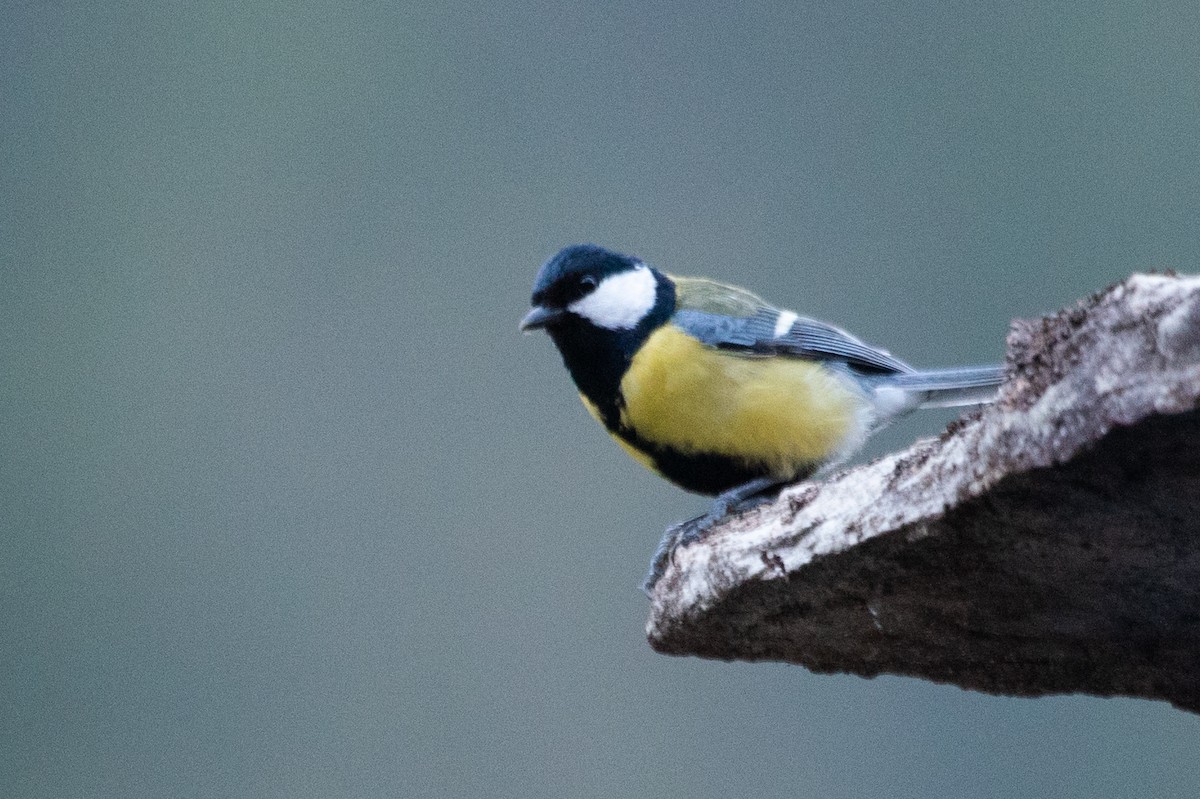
[{"left": 646, "top": 273, "right": 1200, "bottom": 712}]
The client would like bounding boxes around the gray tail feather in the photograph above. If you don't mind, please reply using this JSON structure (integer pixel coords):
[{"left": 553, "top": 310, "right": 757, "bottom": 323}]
[{"left": 886, "top": 365, "right": 1005, "bottom": 408}]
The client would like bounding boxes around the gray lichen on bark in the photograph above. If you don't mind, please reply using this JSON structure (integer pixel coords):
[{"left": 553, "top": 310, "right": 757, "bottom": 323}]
[{"left": 647, "top": 273, "right": 1200, "bottom": 713}]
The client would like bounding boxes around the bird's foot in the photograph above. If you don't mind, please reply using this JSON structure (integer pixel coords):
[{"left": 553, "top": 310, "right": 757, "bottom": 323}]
[
  {"left": 643, "top": 513, "right": 715, "bottom": 593},
  {"left": 642, "top": 477, "right": 781, "bottom": 594}
]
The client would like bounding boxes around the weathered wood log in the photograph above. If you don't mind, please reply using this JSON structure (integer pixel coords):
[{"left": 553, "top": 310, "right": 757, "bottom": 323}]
[{"left": 647, "top": 273, "right": 1200, "bottom": 712}]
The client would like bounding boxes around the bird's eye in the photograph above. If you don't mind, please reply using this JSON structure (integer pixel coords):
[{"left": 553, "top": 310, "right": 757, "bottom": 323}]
[{"left": 579, "top": 275, "right": 598, "bottom": 292}]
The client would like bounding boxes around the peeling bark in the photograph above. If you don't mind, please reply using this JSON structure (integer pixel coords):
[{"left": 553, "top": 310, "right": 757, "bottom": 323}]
[{"left": 646, "top": 273, "right": 1200, "bottom": 712}]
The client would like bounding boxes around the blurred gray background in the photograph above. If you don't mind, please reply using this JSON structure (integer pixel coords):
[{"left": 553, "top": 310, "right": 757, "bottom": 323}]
[{"left": 4, "top": 2, "right": 1199, "bottom": 797}]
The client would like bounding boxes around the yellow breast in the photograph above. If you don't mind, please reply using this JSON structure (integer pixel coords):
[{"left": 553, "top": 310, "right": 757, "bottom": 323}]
[{"left": 615, "top": 324, "right": 866, "bottom": 480}]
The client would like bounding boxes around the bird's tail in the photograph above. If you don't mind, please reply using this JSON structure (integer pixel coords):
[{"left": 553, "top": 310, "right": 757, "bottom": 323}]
[{"left": 884, "top": 365, "right": 1005, "bottom": 408}]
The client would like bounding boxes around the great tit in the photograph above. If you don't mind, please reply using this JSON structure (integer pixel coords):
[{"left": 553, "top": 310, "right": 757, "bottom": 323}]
[{"left": 521, "top": 244, "right": 1003, "bottom": 588}]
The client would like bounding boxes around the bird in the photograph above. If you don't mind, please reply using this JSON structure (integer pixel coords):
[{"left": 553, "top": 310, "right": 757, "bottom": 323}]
[{"left": 520, "top": 244, "right": 1004, "bottom": 589}]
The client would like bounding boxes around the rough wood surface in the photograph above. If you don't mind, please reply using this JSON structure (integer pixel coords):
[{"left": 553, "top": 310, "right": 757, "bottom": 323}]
[{"left": 646, "top": 273, "right": 1200, "bottom": 712}]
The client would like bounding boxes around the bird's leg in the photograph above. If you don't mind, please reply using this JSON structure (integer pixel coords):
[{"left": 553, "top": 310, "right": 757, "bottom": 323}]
[{"left": 644, "top": 476, "right": 781, "bottom": 593}]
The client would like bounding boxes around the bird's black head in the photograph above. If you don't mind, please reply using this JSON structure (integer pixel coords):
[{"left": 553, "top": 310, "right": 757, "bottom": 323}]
[
  {"left": 520, "top": 244, "right": 676, "bottom": 425},
  {"left": 520, "top": 244, "right": 676, "bottom": 335},
  {"left": 520, "top": 244, "right": 652, "bottom": 331}
]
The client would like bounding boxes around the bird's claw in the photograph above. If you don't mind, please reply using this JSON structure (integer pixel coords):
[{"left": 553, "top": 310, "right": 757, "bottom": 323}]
[
  {"left": 642, "top": 476, "right": 781, "bottom": 594},
  {"left": 643, "top": 512, "right": 719, "bottom": 594}
]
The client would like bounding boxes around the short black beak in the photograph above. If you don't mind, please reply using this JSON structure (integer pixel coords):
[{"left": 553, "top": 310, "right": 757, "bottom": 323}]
[{"left": 519, "top": 305, "right": 565, "bottom": 332}]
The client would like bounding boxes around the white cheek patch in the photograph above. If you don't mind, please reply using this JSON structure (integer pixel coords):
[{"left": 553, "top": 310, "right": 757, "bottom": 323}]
[
  {"left": 568, "top": 264, "right": 657, "bottom": 330},
  {"left": 773, "top": 310, "right": 798, "bottom": 339}
]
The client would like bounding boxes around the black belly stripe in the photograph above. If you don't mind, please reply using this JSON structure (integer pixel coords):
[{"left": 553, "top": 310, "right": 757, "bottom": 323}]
[{"left": 613, "top": 421, "right": 817, "bottom": 496}]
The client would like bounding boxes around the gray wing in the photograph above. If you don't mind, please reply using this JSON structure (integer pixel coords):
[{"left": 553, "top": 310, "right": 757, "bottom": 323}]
[{"left": 672, "top": 308, "right": 915, "bottom": 375}]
